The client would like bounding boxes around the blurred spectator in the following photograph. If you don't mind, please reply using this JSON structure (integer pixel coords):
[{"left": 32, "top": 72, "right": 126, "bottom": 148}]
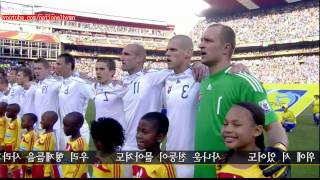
[{"left": 190, "top": 1, "right": 319, "bottom": 48}]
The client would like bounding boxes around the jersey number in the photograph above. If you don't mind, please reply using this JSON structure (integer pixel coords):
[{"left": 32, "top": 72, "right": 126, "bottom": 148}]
[
  {"left": 64, "top": 86, "right": 70, "bottom": 94},
  {"left": 181, "top": 85, "right": 189, "bottom": 99},
  {"left": 134, "top": 82, "right": 140, "bottom": 94},
  {"left": 103, "top": 92, "right": 109, "bottom": 101},
  {"left": 217, "top": 96, "right": 222, "bottom": 115},
  {"left": 42, "top": 85, "right": 48, "bottom": 94}
]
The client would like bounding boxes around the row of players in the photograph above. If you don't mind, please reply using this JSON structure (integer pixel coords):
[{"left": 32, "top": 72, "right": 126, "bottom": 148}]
[{"left": 0, "top": 24, "right": 288, "bottom": 178}]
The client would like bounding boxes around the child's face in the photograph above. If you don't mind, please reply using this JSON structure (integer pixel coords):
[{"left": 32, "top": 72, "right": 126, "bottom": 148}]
[
  {"left": 41, "top": 115, "right": 53, "bottom": 130},
  {"left": 6, "top": 106, "right": 18, "bottom": 119},
  {"left": 21, "top": 115, "right": 33, "bottom": 129},
  {"left": 63, "top": 117, "right": 77, "bottom": 136},
  {"left": 221, "top": 106, "right": 263, "bottom": 151},
  {"left": 136, "top": 119, "right": 159, "bottom": 151}
]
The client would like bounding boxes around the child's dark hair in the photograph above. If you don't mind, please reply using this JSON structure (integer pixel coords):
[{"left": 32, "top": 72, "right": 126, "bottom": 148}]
[
  {"left": 217, "top": 102, "right": 265, "bottom": 168},
  {"left": 65, "top": 112, "right": 84, "bottom": 127},
  {"left": 141, "top": 112, "right": 169, "bottom": 135},
  {"left": 8, "top": 103, "right": 20, "bottom": 114},
  {"left": 0, "top": 102, "right": 8, "bottom": 110},
  {"left": 236, "top": 102, "right": 265, "bottom": 150},
  {"left": 23, "top": 113, "right": 38, "bottom": 124},
  {"left": 91, "top": 117, "right": 124, "bottom": 152}
]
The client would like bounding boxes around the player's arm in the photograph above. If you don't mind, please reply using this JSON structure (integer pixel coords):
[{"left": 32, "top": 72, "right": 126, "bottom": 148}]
[
  {"left": 237, "top": 73, "right": 289, "bottom": 178},
  {"left": 80, "top": 81, "right": 95, "bottom": 100},
  {"left": 264, "top": 121, "right": 288, "bottom": 148}
]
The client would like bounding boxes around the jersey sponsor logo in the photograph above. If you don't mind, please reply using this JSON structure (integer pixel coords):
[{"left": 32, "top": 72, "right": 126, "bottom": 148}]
[
  {"left": 207, "top": 84, "right": 212, "bottom": 91},
  {"left": 258, "top": 99, "right": 272, "bottom": 113}
]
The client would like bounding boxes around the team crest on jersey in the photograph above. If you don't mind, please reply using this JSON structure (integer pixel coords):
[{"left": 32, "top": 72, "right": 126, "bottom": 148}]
[
  {"left": 176, "top": 79, "right": 181, "bottom": 84},
  {"left": 259, "top": 99, "right": 272, "bottom": 113},
  {"left": 167, "top": 86, "right": 172, "bottom": 94},
  {"left": 207, "top": 84, "right": 212, "bottom": 90}
]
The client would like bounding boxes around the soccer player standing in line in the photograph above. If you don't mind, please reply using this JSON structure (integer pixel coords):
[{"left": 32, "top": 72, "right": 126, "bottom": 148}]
[
  {"left": 94, "top": 59, "right": 127, "bottom": 130},
  {"left": 55, "top": 53, "right": 95, "bottom": 147},
  {"left": 33, "top": 59, "right": 61, "bottom": 148},
  {"left": 195, "top": 24, "right": 288, "bottom": 178},
  {"left": 164, "top": 35, "right": 200, "bottom": 178},
  {"left": 16, "top": 67, "right": 37, "bottom": 115},
  {"left": 120, "top": 44, "right": 207, "bottom": 151}
]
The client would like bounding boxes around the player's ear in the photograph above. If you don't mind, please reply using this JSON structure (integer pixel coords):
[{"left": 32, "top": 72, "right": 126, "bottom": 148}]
[
  {"left": 157, "top": 133, "right": 165, "bottom": 143},
  {"left": 254, "top": 125, "right": 264, "bottom": 137}
]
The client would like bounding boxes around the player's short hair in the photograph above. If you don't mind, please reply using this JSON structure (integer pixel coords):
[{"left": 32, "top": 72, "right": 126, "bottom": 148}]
[
  {"left": 141, "top": 112, "right": 169, "bottom": 135},
  {"left": 64, "top": 112, "right": 84, "bottom": 128},
  {"left": 207, "top": 23, "right": 236, "bottom": 56},
  {"left": 0, "top": 77, "right": 8, "bottom": 85},
  {"left": 18, "top": 67, "right": 33, "bottom": 81},
  {"left": 91, "top": 117, "right": 124, "bottom": 151},
  {"left": 23, "top": 113, "right": 38, "bottom": 124},
  {"left": 169, "top": 35, "right": 194, "bottom": 51},
  {"left": 96, "top": 59, "right": 116, "bottom": 71},
  {"left": 130, "top": 44, "right": 147, "bottom": 59},
  {"left": 35, "top": 58, "right": 50, "bottom": 69},
  {"left": 236, "top": 102, "right": 265, "bottom": 150},
  {"left": 43, "top": 111, "right": 58, "bottom": 124},
  {"left": 58, "top": 53, "right": 75, "bottom": 70}
]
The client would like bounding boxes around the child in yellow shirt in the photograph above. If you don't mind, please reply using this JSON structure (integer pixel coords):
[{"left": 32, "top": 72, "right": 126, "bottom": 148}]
[
  {"left": 20, "top": 113, "right": 38, "bottom": 178},
  {"left": 62, "top": 112, "right": 88, "bottom": 178},
  {"left": 91, "top": 117, "right": 125, "bottom": 178}
]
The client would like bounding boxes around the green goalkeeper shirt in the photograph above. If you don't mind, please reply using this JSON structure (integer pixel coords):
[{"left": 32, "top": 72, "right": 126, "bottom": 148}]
[{"left": 194, "top": 66, "right": 278, "bottom": 178}]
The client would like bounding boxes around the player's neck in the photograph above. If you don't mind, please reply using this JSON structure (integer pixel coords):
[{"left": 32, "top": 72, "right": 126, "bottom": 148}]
[
  {"left": 128, "top": 67, "right": 143, "bottom": 75},
  {"left": 71, "top": 132, "right": 81, "bottom": 141},
  {"left": 27, "top": 127, "right": 34, "bottom": 132},
  {"left": 45, "top": 129, "right": 53, "bottom": 133},
  {"left": 174, "top": 65, "right": 189, "bottom": 74},
  {"left": 0, "top": 114, "right": 4, "bottom": 118},
  {"left": 22, "top": 81, "right": 31, "bottom": 89},
  {"left": 209, "top": 59, "right": 231, "bottom": 74},
  {"left": 146, "top": 146, "right": 161, "bottom": 157},
  {"left": 63, "top": 71, "right": 73, "bottom": 79},
  {"left": 10, "top": 116, "right": 17, "bottom": 121},
  {"left": 100, "top": 80, "right": 112, "bottom": 85}
]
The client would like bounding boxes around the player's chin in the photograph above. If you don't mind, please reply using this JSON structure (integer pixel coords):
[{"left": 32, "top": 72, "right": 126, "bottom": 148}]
[{"left": 137, "top": 143, "right": 145, "bottom": 150}]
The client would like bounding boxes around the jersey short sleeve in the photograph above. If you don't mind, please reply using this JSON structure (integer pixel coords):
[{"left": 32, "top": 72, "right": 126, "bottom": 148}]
[{"left": 235, "top": 73, "right": 278, "bottom": 125}]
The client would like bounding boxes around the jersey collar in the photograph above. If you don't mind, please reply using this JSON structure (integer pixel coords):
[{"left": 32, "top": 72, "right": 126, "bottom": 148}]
[{"left": 209, "top": 65, "right": 232, "bottom": 79}]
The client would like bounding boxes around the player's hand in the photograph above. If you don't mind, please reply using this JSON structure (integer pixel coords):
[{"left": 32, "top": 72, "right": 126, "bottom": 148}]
[
  {"left": 259, "top": 146, "right": 291, "bottom": 178},
  {"left": 191, "top": 61, "right": 209, "bottom": 82},
  {"left": 228, "top": 63, "right": 250, "bottom": 74}
]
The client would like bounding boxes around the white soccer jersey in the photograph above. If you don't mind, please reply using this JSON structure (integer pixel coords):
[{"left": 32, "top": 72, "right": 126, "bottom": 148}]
[
  {"left": 94, "top": 82, "right": 127, "bottom": 130},
  {"left": 122, "top": 69, "right": 172, "bottom": 150},
  {"left": 19, "top": 84, "right": 37, "bottom": 115},
  {"left": 164, "top": 68, "right": 200, "bottom": 178},
  {"left": 165, "top": 68, "right": 200, "bottom": 151},
  {"left": 34, "top": 77, "right": 61, "bottom": 129},
  {"left": 59, "top": 76, "right": 95, "bottom": 144},
  {"left": 7, "top": 83, "right": 24, "bottom": 104},
  {"left": 0, "top": 92, "right": 8, "bottom": 103}
]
